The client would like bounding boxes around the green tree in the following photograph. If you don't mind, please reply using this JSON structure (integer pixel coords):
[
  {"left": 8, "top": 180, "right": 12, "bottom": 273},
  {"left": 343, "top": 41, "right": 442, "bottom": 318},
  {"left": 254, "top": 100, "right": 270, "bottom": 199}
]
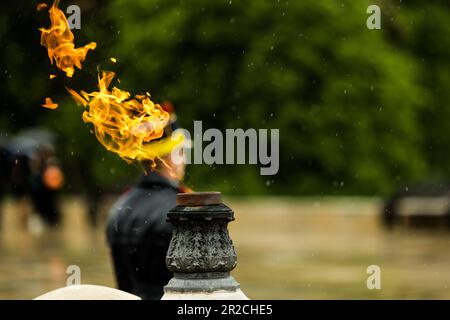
[
  {"left": 107, "top": 0, "right": 429, "bottom": 195},
  {"left": 2, "top": 0, "right": 449, "bottom": 196},
  {"left": 394, "top": 1, "right": 450, "bottom": 182}
]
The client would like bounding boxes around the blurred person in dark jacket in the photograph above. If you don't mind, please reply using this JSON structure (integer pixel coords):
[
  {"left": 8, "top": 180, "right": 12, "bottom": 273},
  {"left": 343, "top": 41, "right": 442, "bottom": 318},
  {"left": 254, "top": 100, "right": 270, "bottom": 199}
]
[{"left": 106, "top": 103, "right": 190, "bottom": 300}]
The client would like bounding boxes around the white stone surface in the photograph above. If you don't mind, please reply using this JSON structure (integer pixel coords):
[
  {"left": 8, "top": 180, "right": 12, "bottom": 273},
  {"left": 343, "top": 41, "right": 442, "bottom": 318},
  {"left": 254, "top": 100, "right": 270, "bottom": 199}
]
[
  {"left": 34, "top": 284, "right": 141, "bottom": 300},
  {"left": 162, "top": 289, "right": 249, "bottom": 300}
]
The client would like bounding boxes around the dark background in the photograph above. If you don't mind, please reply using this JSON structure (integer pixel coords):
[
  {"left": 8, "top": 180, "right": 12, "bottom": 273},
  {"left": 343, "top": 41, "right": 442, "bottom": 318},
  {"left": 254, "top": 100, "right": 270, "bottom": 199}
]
[{"left": 1, "top": 0, "right": 449, "bottom": 196}]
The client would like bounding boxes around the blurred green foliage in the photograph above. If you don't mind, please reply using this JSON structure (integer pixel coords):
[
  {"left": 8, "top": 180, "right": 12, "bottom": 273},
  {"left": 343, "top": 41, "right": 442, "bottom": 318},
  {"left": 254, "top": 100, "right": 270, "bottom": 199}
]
[{"left": 1, "top": 0, "right": 449, "bottom": 195}]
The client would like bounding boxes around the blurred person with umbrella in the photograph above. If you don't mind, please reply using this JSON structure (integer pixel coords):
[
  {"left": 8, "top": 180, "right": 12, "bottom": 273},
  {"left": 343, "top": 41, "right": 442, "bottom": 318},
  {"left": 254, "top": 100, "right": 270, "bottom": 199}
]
[{"left": 0, "top": 128, "right": 64, "bottom": 229}]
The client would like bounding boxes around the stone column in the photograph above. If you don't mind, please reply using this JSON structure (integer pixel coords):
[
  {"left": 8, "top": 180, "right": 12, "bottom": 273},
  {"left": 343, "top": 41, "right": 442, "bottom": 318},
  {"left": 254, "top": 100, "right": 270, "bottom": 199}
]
[{"left": 162, "top": 192, "right": 248, "bottom": 300}]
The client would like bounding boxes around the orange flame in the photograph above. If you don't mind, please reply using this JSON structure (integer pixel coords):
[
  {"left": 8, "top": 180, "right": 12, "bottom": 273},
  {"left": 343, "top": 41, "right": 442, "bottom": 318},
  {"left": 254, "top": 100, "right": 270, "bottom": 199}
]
[
  {"left": 38, "top": 2, "right": 184, "bottom": 168},
  {"left": 42, "top": 97, "right": 58, "bottom": 109},
  {"left": 39, "top": 0, "right": 96, "bottom": 77},
  {"left": 67, "top": 71, "right": 183, "bottom": 163}
]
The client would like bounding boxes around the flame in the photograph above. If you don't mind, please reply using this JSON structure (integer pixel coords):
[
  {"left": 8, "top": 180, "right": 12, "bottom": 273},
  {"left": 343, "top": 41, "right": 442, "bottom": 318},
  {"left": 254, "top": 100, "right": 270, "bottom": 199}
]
[
  {"left": 42, "top": 97, "right": 58, "bottom": 109},
  {"left": 38, "top": 1, "right": 184, "bottom": 169},
  {"left": 39, "top": 0, "right": 96, "bottom": 77},
  {"left": 67, "top": 71, "right": 183, "bottom": 163}
]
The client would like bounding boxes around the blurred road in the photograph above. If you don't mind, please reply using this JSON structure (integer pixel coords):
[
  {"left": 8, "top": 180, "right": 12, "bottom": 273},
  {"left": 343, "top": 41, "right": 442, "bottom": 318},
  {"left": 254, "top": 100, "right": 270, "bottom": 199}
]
[{"left": 1, "top": 196, "right": 450, "bottom": 299}]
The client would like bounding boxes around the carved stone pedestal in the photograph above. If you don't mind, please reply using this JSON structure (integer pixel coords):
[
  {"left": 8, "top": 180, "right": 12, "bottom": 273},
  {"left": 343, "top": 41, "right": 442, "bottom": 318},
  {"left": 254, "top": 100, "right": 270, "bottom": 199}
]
[{"left": 161, "top": 192, "right": 248, "bottom": 300}]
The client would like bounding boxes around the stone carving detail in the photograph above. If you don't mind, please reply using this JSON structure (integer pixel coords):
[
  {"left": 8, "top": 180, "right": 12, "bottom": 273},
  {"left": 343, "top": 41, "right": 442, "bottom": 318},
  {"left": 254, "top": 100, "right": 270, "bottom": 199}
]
[
  {"left": 164, "top": 193, "right": 246, "bottom": 295},
  {"left": 166, "top": 203, "right": 237, "bottom": 274}
]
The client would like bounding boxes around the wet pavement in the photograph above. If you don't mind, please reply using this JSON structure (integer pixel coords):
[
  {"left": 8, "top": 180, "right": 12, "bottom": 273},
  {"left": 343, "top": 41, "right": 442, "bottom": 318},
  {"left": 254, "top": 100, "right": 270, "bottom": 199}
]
[{"left": 1, "top": 196, "right": 450, "bottom": 299}]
